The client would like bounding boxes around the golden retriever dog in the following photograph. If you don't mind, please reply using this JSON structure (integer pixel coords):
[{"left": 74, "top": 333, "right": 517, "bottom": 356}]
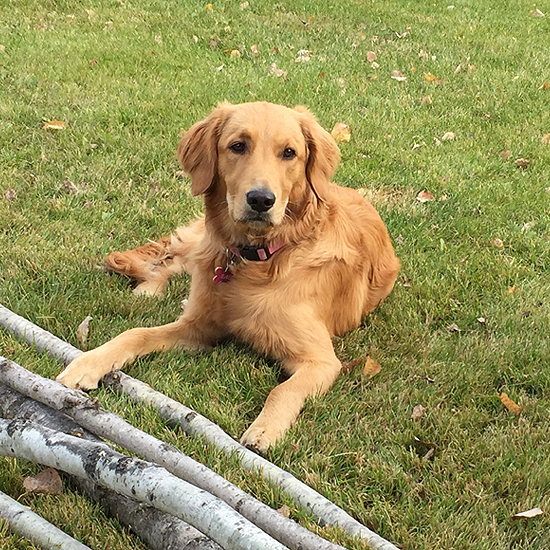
[{"left": 57, "top": 101, "right": 400, "bottom": 452}]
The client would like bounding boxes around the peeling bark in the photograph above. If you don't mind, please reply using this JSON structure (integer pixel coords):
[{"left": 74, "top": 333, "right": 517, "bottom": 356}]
[
  {"left": 0, "top": 358, "right": 347, "bottom": 550},
  {"left": 0, "top": 418, "right": 288, "bottom": 550},
  {"left": 0, "top": 382, "right": 223, "bottom": 550}
]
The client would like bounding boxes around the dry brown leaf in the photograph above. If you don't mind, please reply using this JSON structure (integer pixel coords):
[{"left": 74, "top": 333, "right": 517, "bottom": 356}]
[
  {"left": 530, "top": 8, "right": 545, "bottom": 17},
  {"left": 331, "top": 122, "right": 351, "bottom": 143},
  {"left": 362, "top": 356, "right": 381, "bottom": 378},
  {"left": 23, "top": 468, "right": 63, "bottom": 495},
  {"left": 43, "top": 120, "right": 67, "bottom": 130},
  {"left": 499, "top": 392, "right": 521, "bottom": 414},
  {"left": 491, "top": 238, "right": 504, "bottom": 249},
  {"left": 411, "top": 404, "right": 427, "bottom": 421},
  {"left": 76, "top": 315, "right": 93, "bottom": 348},
  {"left": 277, "top": 505, "right": 292, "bottom": 518},
  {"left": 420, "top": 95, "right": 432, "bottom": 105},
  {"left": 249, "top": 44, "right": 259, "bottom": 56},
  {"left": 341, "top": 357, "right": 364, "bottom": 374},
  {"left": 269, "top": 63, "right": 287, "bottom": 78},
  {"left": 424, "top": 72, "right": 437, "bottom": 83},
  {"left": 62, "top": 180, "right": 79, "bottom": 195},
  {"left": 541, "top": 133, "right": 550, "bottom": 144},
  {"left": 500, "top": 149, "right": 511, "bottom": 159},
  {"left": 391, "top": 69, "right": 407, "bottom": 81},
  {"left": 416, "top": 190, "right": 435, "bottom": 203},
  {"left": 295, "top": 49, "right": 312, "bottom": 63},
  {"left": 512, "top": 507, "right": 543, "bottom": 519},
  {"left": 540, "top": 82, "right": 549, "bottom": 90},
  {"left": 441, "top": 131, "right": 456, "bottom": 141},
  {"left": 515, "top": 158, "right": 530, "bottom": 169},
  {"left": 229, "top": 49, "right": 241, "bottom": 58},
  {"left": 366, "top": 51, "right": 377, "bottom": 62},
  {"left": 446, "top": 323, "right": 461, "bottom": 333},
  {"left": 5, "top": 189, "right": 16, "bottom": 202}
]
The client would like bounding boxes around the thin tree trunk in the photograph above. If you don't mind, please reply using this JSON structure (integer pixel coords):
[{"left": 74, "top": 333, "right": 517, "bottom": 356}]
[
  {"left": 0, "top": 304, "right": 400, "bottom": 550},
  {"left": 0, "top": 418, "right": 288, "bottom": 550},
  {"left": 0, "top": 357, "right": 348, "bottom": 550},
  {"left": 0, "top": 382, "right": 223, "bottom": 550},
  {"left": 0, "top": 490, "right": 92, "bottom": 550}
]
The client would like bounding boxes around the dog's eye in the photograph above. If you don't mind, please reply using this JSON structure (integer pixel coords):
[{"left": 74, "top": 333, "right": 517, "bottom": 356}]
[
  {"left": 282, "top": 147, "right": 296, "bottom": 160},
  {"left": 229, "top": 142, "right": 247, "bottom": 154}
]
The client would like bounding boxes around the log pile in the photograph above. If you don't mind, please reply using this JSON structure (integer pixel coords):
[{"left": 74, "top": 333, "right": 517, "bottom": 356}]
[{"left": 0, "top": 304, "right": 400, "bottom": 550}]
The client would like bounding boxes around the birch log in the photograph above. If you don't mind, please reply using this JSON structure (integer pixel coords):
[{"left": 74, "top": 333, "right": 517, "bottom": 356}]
[
  {"left": 0, "top": 382, "right": 223, "bottom": 550},
  {"left": 0, "top": 358, "right": 348, "bottom": 550},
  {"left": 0, "top": 418, "right": 288, "bottom": 550},
  {"left": 0, "top": 304, "right": 400, "bottom": 550},
  {"left": 0, "top": 490, "right": 92, "bottom": 550}
]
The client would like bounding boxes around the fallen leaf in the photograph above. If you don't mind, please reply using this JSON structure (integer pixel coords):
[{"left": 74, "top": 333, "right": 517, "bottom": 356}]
[
  {"left": 154, "top": 34, "right": 162, "bottom": 43},
  {"left": 366, "top": 74, "right": 379, "bottom": 81},
  {"left": 418, "top": 49, "right": 429, "bottom": 60},
  {"left": 362, "top": 356, "right": 381, "bottom": 378},
  {"left": 371, "top": 61, "right": 380, "bottom": 69},
  {"left": 249, "top": 44, "right": 259, "bottom": 56},
  {"left": 424, "top": 72, "right": 437, "bottom": 83},
  {"left": 541, "top": 133, "right": 550, "bottom": 144},
  {"left": 269, "top": 63, "right": 287, "bottom": 78},
  {"left": 500, "top": 149, "right": 511, "bottom": 159},
  {"left": 507, "top": 286, "right": 518, "bottom": 294},
  {"left": 521, "top": 221, "right": 535, "bottom": 232},
  {"left": 512, "top": 507, "right": 543, "bottom": 519},
  {"left": 411, "top": 404, "right": 427, "bottom": 421},
  {"left": 515, "top": 158, "right": 530, "bottom": 169},
  {"left": 229, "top": 49, "right": 241, "bottom": 58},
  {"left": 240, "top": 1, "right": 249, "bottom": 8},
  {"left": 491, "top": 238, "right": 504, "bottom": 248},
  {"left": 76, "top": 315, "right": 93, "bottom": 349},
  {"left": 420, "top": 95, "right": 432, "bottom": 105},
  {"left": 499, "top": 392, "right": 521, "bottom": 415},
  {"left": 331, "top": 122, "right": 351, "bottom": 143},
  {"left": 277, "top": 505, "right": 292, "bottom": 518},
  {"left": 295, "top": 49, "right": 312, "bottom": 63},
  {"left": 62, "top": 180, "right": 79, "bottom": 195},
  {"left": 446, "top": 323, "right": 461, "bottom": 333},
  {"left": 341, "top": 358, "right": 364, "bottom": 374},
  {"left": 477, "top": 317, "right": 486, "bottom": 324},
  {"left": 205, "top": 3, "right": 213, "bottom": 12},
  {"left": 209, "top": 39, "right": 218, "bottom": 50},
  {"left": 540, "top": 82, "right": 549, "bottom": 90},
  {"left": 4, "top": 189, "right": 16, "bottom": 202},
  {"left": 88, "top": 60, "right": 98, "bottom": 66},
  {"left": 391, "top": 69, "right": 407, "bottom": 81},
  {"left": 530, "top": 8, "right": 545, "bottom": 17},
  {"left": 416, "top": 190, "right": 435, "bottom": 202},
  {"left": 43, "top": 120, "right": 67, "bottom": 130},
  {"left": 366, "top": 51, "right": 377, "bottom": 62},
  {"left": 441, "top": 131, "right": 455, "bottom": 141},
  {"left": 23, "top": 468, "right": 63, "bottom": 495}
]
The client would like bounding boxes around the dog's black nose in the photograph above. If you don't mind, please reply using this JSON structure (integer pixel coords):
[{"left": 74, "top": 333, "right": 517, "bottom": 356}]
[{"left": 246, "top": 188, "right": 276, "bottom": 213}]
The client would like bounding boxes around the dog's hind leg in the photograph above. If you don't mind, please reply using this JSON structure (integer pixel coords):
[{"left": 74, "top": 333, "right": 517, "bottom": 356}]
[{"left": 104, "top": 217, "right": 205, "bottom": 297}]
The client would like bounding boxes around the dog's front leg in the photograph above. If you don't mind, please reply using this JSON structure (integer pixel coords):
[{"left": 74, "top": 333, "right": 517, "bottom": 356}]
[
  {"left": 240, "top": 336, "right": 342, "bottom": 453},
  {"left": 56, "top": 314, "right": 221, "bottom": 391}
]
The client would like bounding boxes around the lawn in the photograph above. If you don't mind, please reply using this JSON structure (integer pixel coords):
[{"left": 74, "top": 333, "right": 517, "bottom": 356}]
[{"left": 1, "top": 0, "right": 550, "bottom": 549}]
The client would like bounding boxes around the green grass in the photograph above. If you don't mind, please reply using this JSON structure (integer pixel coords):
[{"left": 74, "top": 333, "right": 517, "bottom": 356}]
[{"left": 1, "top": 0, "right": 550, "bottom": 548}]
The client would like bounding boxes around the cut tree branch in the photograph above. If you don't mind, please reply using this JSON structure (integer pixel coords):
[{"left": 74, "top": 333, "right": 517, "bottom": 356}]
[
  {"left": 0, "top": 490, "right": 92, "bottom": 550},
  {"left": 0, "top": 418, "right": 288, "bottom": 550},
  {"left": 0, "top": 303, "right": 400, "bottom": 550},
  {"left": 0, "top": 358, "right": 347, "bottom": 550},
  {"left": 0, "top": 382, "right": 223, "bottom": 550}
]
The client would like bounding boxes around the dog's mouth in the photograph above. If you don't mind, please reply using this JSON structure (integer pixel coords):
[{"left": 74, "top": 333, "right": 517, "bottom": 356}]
[{"left": 241, "top": 211, "right": 274, "bottom": 226}]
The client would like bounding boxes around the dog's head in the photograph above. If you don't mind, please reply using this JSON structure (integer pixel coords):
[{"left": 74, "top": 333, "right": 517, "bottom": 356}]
[{"left": 177, "top": 102, "right": 340, "bottom": 237}]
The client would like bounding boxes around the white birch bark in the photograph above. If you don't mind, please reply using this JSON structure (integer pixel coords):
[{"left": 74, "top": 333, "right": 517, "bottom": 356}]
[
  {"left": 0, "top": 304, "right": 400, "bottom": 550},
  {"left": 0, "top": 382, "right": 223, "bottom": 550},
  {"left": 0, "top": 490, "right": 92, "bottom": 550},
  {"left": 0, "top": 358, "right": 348, "bottom": 550},
  {"left": 0, "top": 418, "right": 288, "bottom": 550}
]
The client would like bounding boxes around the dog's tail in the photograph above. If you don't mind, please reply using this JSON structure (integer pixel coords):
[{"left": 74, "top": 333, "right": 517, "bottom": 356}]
[{"left": 104, "top": 217, "right": 205, "bottom": 297}]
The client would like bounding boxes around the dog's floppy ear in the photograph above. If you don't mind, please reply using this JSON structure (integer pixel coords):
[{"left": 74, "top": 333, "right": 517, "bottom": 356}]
[
  {"left": 177, "top": 103, "right": 231, "bottom": 196},
  {"left": 295, "top": 106, "right": 340, "bottom": 202}
]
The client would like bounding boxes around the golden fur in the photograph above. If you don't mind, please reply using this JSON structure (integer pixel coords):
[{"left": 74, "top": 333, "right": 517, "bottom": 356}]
[{"left": 57, "top": 101, "right": 400, "bottom": 452}]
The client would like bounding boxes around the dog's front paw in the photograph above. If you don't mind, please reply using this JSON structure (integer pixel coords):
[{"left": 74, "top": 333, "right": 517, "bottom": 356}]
[
  {"left": 56, "top": 350, "right": 114, "bottom": 390},
  {"left": 240, "top": 420, "right": 285, "bottom": 454}
]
